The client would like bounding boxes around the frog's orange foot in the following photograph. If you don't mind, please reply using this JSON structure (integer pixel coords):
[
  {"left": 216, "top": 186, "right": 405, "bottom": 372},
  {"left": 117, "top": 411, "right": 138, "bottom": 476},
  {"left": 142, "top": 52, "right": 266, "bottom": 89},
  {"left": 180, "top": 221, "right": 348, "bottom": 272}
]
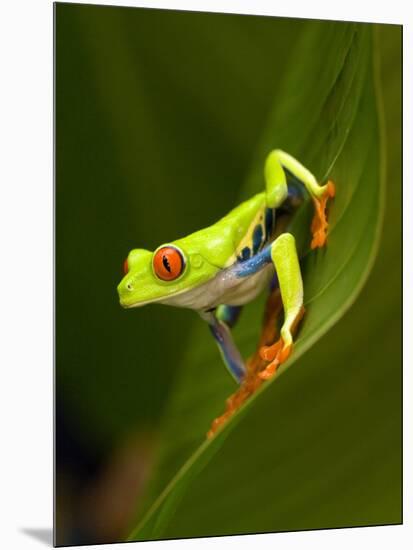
[
  {"left": 311, "top": 180, "right": 336, "bottom": 249},
  {"left": 258, "top": 339, "right": 292, "bottom": 380},
  {"left": 207, "top": 415, "right": 229, "bottom": 439},
  {"left": 206, "top": 380, "right": 257, "bottom": 439}
]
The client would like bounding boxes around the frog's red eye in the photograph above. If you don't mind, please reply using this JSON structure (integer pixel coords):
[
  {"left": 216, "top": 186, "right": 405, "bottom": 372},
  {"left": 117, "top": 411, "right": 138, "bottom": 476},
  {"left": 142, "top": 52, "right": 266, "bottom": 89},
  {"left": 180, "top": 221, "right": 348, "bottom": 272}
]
[
  {"left": 153, "top": 246, "right": 185, "bottom": 281},
  {"left": 123, "top": 258, "right": 129, "bottom": 275}
]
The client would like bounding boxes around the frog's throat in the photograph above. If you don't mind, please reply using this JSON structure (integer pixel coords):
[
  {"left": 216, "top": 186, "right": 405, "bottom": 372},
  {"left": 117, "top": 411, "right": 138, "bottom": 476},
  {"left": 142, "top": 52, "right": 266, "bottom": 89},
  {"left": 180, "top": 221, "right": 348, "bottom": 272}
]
[{"left": 123, "top": 262, "right": 273, "bottom": 312}]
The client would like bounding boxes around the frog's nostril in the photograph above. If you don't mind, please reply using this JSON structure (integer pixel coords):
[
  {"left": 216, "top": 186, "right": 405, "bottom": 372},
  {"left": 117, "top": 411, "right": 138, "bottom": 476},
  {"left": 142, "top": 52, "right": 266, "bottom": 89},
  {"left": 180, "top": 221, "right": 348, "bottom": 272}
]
[{"left": 126, "top": 282, "right": 133, "bottom": 291}]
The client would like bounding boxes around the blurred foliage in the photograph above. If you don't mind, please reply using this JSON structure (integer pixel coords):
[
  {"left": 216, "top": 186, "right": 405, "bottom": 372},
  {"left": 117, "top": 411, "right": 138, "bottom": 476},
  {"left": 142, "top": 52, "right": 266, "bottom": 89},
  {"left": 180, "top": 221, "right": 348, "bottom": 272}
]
[{"left": 55, "top": 4, "right": 401, "bottom": 545}]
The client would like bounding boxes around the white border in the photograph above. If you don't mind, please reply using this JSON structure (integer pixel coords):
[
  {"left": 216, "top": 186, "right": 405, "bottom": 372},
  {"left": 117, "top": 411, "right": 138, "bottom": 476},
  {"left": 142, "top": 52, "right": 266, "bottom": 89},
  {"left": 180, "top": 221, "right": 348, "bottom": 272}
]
[{"left": 0, "top": 1, "right": 409, "bottom": 549}]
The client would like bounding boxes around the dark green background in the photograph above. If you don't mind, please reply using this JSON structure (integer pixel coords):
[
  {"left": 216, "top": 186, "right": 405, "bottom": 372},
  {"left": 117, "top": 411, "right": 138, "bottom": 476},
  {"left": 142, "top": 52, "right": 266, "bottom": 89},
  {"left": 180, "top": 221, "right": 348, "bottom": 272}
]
[{"left": 55, "top": 3, "right": 401, "bottom": 546}]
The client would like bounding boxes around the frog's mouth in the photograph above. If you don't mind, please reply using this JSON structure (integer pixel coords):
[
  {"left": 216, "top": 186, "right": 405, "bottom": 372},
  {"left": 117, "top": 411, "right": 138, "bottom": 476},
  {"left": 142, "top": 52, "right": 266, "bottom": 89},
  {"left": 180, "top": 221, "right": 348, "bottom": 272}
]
[
  {"left": 119, "top": 285, "right": 196, "bottom": 309},
  {"left": 120, "top": 296, "right": 167, "bottom": 308},
  {"left": 119, "top": 294, "right": 163, "bottom": 308}
]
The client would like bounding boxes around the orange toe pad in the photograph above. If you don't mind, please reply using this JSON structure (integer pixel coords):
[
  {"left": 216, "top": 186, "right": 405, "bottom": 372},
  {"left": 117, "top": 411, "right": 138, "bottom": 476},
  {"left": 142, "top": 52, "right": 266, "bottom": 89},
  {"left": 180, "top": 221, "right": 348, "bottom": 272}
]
[
  {"left": 311, "top": 180, "right": 335, "bottom": 249},
  {"left": 258, "top": 341, "right": 292, "bottom": 380}
]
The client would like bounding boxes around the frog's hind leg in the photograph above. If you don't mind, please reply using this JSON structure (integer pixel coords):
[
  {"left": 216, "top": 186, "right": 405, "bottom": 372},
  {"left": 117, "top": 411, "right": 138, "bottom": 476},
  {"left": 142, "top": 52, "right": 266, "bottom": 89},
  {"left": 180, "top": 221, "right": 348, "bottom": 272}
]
[
  {"left": 204, "top": 308, "right": 246, "bottom": 384},
  {"left": 265, "top": 149, "right": 335, "bottom": 248},
  {"left": 216, "top": 304, "right": 243, "bottom": 329},
  {"left": 217, "top": 300, "right": 279, "bottom": 379},
  {"left": 207, "top": 289, "right": 284, "bottom": 439},
  {"left": 258, "top": 232, "right": 305, "bottom": 380}
]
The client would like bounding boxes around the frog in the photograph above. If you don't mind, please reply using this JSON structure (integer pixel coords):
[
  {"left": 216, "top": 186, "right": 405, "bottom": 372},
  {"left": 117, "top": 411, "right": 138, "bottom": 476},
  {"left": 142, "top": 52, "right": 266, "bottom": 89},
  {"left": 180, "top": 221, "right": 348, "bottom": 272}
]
[{"left": 118, "top": 150, "right": 335, "bottom": 431}]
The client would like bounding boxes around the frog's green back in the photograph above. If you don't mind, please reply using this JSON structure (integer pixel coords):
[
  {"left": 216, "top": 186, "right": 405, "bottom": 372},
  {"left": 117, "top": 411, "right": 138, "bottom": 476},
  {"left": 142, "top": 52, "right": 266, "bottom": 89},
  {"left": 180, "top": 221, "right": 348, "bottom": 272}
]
[{"left": 173, "top": 192, "right": 266, "bottom": 268}]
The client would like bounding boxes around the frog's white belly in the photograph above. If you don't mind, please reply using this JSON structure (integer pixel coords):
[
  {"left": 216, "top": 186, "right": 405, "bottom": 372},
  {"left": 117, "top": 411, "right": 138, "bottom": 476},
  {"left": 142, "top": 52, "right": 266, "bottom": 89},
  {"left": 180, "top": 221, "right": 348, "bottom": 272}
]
[{"left": 160, "top": 263, "right": 274, "bottom": 312}]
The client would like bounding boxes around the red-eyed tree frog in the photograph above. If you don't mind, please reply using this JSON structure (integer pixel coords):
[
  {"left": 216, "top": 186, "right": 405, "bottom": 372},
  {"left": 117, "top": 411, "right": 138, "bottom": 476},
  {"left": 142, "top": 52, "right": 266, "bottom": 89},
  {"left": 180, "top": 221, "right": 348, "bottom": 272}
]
[{"left": 118, "top": 150, "right": 335, "bottom": 429}]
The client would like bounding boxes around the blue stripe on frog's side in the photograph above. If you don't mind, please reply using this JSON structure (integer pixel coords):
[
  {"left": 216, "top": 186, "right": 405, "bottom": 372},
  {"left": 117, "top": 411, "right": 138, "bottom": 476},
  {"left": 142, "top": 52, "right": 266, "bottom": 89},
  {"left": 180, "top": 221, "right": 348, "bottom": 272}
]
[
  {"left": 236, "top": 207, "right": 276, "bottom": 264},
  {"left": 234, "top": 244, "right": 273, "bottom": 278},
  {"left": 240, "top": 247, "right": 251, "bottom": 261},
  {"left": 252, "top": 224, "right": 264, "bottom": 255},
  {"left": 235, "top": 180, "right": 306, "bottom": 266},
  {"left": 237, "top": 247, "right": 251, "bottom": 263}
]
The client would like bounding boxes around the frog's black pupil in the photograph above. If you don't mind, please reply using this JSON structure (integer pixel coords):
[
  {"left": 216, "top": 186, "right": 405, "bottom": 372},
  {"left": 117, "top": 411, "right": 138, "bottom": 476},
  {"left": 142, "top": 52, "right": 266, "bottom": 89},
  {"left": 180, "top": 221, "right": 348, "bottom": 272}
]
[{"left": 162, "top": 255, "right": 171, "bottom": 272}]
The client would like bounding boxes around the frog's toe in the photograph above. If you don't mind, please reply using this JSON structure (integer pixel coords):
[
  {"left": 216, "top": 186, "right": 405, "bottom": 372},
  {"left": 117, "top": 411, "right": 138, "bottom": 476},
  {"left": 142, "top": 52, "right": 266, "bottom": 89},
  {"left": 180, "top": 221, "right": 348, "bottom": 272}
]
[
  {"left": 259, "top": 338, "right": 283, "bottom": 361},
  {"left": 310, "top": 179, "right": 335, "bottom": 249},
  {"left": 258, "top": 359, "right": 278, "bottom": 380},
  {"left": 311, "top": 228, "right": 327, "bottom": 249},
  {"left": 258, "top": 340, "right": 292, "bottom": 380}
]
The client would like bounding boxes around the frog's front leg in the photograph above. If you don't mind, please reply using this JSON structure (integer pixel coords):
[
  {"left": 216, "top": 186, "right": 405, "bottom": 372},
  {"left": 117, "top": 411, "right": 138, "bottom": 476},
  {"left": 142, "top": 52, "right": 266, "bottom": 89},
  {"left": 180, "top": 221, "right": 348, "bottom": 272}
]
[
  {"left": 201, "top": 307, "right": 245, "bottom": 384},
  {"left": 259, "top": 232, "right": 305, "bottom": 380}
]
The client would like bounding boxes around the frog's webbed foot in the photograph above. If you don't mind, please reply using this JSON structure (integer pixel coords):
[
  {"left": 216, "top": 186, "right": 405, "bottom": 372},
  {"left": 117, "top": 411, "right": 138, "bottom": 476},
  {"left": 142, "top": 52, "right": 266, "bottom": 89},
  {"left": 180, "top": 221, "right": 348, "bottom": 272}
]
[
  {"left": 258, "top": 305, "right": 305, "bottom": 380},
  {"left": 258, "top": 339, "right": 291, "bottom": 380},
  {"left": 310, "top": 180, "right": 336, "bottom": 249}
]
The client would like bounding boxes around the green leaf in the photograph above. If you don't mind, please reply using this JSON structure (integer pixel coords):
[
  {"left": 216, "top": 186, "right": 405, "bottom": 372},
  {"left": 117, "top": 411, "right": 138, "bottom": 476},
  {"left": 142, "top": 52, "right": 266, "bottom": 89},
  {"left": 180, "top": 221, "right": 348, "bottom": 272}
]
[{"left": 126, "top": 20, "right": 396, "bottom": 542}]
